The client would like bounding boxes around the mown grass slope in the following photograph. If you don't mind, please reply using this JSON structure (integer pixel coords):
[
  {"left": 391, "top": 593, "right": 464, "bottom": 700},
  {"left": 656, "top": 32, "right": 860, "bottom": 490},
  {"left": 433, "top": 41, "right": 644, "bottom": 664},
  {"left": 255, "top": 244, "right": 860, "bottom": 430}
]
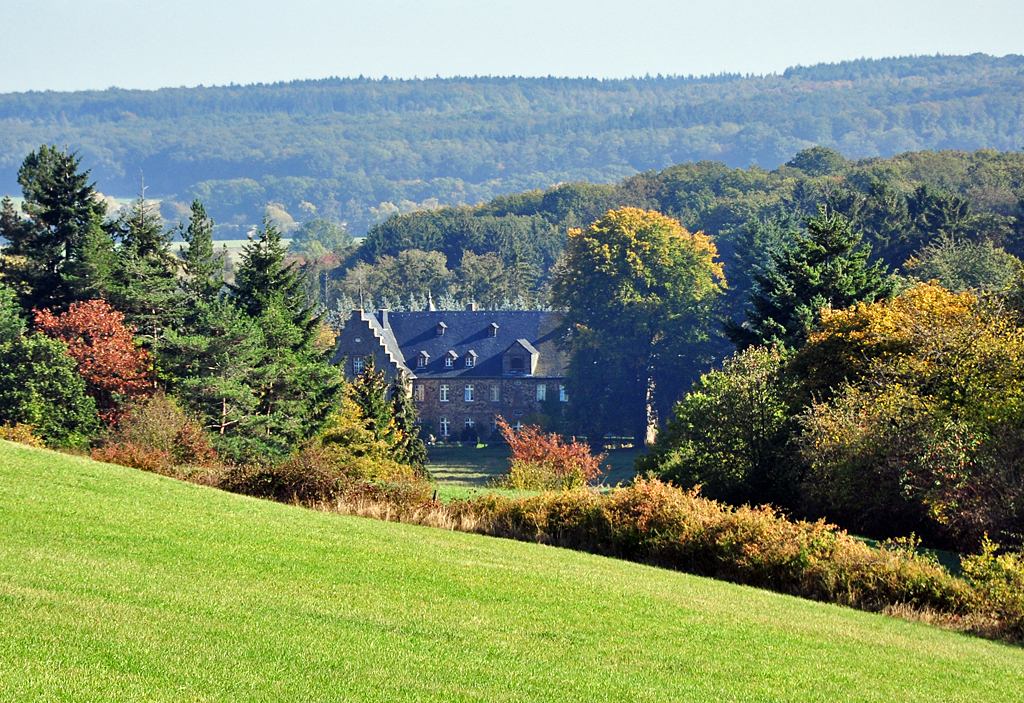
[{"left": 0, "top": 440, "right": 1021, "bottom": 702}]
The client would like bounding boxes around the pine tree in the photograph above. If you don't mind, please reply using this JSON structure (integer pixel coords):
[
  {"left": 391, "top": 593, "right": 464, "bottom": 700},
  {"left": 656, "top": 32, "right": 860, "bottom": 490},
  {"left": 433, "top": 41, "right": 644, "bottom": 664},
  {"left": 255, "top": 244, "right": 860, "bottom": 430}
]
[
  {"left": 0, "top": 146, "right": 111, "bottom": 310},
  {"left": 726, "top": 208, "right": 896, "bottom": 350},
  {"left": 179, "top": 200, "right": 224, "bottom": 307},
  {"left": 227, "top": 217, "right": 342, "bottom": 455},
  {"left": 109, "top": 195, "right": 181, "bottom": 348},
  {"left": 162, "top": 300, "right": 264, "bottom": 455},
  {"left": 346, "top": 356, "right": 393, "bottom": 443}
]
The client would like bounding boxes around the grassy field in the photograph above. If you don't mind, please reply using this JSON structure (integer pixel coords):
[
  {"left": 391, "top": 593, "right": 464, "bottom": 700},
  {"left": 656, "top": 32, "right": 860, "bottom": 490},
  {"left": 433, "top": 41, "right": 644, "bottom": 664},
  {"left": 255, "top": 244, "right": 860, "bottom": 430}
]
[
  {"left": 427, "top": 443, "right": 639, "bottom": 495},
  {"left": 1, "top": 440, "right": 1022, "bottom": 702}
]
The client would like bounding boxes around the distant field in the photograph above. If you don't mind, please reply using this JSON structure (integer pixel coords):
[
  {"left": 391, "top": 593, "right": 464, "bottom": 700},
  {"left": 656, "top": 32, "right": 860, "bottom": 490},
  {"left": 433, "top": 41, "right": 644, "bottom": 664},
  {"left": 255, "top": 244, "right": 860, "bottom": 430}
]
[
  {"left": 2, "top": 440, "right": 1019, "bottom": 701},
  {"left": 427, "top": 443, "right": 639, "bottom": 494}
]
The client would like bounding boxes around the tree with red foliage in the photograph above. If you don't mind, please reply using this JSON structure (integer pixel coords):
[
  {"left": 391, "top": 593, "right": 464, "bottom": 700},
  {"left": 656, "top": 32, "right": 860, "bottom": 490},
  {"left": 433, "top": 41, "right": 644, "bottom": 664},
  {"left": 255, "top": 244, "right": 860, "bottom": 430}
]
[
  {"left": 35, "top": 300, "right": 152, "bottom": 422},
  {"left": 495, "top": 417, "right": 606, "bottom": 490}
]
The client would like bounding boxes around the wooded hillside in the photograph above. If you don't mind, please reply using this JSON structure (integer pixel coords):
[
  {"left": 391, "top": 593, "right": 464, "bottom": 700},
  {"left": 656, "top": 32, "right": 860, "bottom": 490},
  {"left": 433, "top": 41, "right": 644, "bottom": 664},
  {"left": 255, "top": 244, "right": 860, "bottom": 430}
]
[{"left": 1, "top": 54, "right": 1022, "bottom": 235}]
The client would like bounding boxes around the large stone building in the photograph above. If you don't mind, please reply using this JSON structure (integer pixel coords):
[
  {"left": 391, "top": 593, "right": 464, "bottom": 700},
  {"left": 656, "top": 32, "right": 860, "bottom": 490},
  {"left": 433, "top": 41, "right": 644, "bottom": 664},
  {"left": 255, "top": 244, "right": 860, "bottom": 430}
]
[{"left": 331, "top": 309, "right": 569, "bottom": 440}]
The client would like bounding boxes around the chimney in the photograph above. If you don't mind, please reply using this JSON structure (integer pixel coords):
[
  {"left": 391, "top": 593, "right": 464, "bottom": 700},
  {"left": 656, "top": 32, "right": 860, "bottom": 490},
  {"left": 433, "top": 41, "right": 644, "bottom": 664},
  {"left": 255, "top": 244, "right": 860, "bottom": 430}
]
[
  {"left": 379, "top": 308, "right": 389, "bottom": 329},
  {"left": 467, "top": 301, "right": 477, "bottom": 311}
]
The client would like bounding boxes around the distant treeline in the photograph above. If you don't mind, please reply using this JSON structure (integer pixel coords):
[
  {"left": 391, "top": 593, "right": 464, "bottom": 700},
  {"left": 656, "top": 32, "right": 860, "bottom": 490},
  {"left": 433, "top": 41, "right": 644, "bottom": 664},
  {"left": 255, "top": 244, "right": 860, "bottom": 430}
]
[
  {"left": 1, "top": 54, "right": 1022, "bottom": 235},
  {"left": 336, "top": 147, "right": 1024, "bottom": 318}
]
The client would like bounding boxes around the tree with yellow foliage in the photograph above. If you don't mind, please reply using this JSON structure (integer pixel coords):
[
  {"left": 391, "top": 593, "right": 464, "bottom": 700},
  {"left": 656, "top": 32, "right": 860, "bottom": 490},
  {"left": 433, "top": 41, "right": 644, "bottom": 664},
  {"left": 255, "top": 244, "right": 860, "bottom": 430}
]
[{"left": 551, "top": 207, "right": 725, "bottom": 442}]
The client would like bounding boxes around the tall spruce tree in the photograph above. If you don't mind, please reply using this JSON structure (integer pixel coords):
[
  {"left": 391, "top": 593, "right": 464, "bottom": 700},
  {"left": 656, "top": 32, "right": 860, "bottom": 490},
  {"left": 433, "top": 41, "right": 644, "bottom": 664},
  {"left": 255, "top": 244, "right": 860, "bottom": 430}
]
[
  {"left": 0, "top": 146, "right": 111, "bottom": 310},
  {"left": 228, "top": 217, "right": 342, "bottom": 455},
  {"left": 178, "top": 200, "right": 224, "bottom": 308},
  {"left": 725, "top": 208, "right": 896, "bottom": 350},
  {"left": 109, "top": 194, "right": 181, "bottom": 347}
]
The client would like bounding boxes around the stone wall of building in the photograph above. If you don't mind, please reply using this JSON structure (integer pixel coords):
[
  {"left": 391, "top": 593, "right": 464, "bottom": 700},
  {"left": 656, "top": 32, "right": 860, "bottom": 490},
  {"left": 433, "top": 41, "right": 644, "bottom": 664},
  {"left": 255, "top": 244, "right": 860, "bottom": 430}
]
[{"left": 413, "top": 377, "right": 566, "bottom": 440}]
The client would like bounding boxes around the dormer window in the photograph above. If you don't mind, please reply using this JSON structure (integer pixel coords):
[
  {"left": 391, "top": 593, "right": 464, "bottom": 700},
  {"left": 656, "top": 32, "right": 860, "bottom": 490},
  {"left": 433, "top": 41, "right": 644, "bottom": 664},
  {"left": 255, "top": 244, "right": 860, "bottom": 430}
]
[
  {"left": 416, "top": 351, "right": 430, "bottom": 369},
  {"left": 444, "top": 350, "right": 458, "bottom": 368},
  {"left": 464, "top": 350, "right": 478, "bottom": 368},
  {"left": 488, "top": 322, "right": 499, "bottom": 337},
  {"left": 436, "top": 322, "right": 448, "bottom": 337},
  {"left": 509, "top": 356, "right": 525, "bottom": 373}
]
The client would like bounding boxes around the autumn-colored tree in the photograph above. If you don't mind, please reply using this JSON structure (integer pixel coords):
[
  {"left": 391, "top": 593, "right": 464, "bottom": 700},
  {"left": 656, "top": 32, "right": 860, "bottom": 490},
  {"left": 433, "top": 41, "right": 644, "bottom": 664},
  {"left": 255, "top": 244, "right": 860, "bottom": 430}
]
[
  {"left": 494, "top": 418, "right": 605, "bottom": 490},
  {"left": 551, "top": 207, "right": 725, "bottom": 441},
  {"left": 796, "top": 283, "right": 1024, "bottom": 548},
  {"left": 35, "top": 300, "right": 152, "bottom": 422}
]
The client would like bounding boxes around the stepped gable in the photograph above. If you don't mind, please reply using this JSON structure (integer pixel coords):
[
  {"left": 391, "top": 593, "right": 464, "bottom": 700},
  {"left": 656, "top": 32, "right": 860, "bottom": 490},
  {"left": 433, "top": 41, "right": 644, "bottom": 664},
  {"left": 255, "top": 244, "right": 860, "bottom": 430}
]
[
  {"left": 331, "top": 309, "right": 411, "bottom": 376},
  {"left": 385, "top": 310, "right": 567, "bottom": 379}
]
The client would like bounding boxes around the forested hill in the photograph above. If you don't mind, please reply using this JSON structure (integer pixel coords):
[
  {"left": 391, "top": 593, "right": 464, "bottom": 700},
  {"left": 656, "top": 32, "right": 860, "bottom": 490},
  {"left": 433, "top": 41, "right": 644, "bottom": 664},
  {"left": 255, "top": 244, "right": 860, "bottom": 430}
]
[{"left": 1, "top": 53, "right": 1022, "bottom": 235}]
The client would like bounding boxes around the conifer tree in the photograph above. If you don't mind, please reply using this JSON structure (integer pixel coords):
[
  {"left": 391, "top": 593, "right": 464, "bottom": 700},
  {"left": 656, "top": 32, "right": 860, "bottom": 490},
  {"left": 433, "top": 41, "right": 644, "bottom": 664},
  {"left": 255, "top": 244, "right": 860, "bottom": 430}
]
[
  {"left": 726, "top": 208, "right": 896, "bottom": 350},
  {"left": 347, "top": 356, "right": 393, "bottom": 443},
  {"left": 178, "top": 200, "right": 224, "bottom": 307},
  {"left": 390, "top": 371, "right": 427, "bottom": 470},
  {"left": 0, "top": 146, "right": 111, "bottom": 310},
  {"left": 109, "top": 195, "right": 181, "bottom": 347},
  {"left": 228, "top": 217, "right": 342, "bottom": 454},
  {"left": 162, "top": 300, "right": 264, "bottom": 453}
]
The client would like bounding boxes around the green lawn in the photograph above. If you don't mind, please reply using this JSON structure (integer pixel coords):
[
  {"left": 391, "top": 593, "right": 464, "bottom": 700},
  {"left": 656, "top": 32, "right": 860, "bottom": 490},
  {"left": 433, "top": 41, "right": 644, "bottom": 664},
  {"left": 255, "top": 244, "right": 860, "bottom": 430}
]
[
  {"left": 1, "top": 440, "right": 1022, "bottom": 702},
  {"left": 427, "top": 443, "right": 639, "bottom": 489}
]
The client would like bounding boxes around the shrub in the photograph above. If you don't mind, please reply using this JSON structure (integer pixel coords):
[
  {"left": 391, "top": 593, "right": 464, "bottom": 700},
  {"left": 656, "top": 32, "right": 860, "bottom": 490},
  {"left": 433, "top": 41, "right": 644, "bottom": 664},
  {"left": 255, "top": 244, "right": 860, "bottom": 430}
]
[
  {"left": 492, "top": 418, "right": 605, "bottom": 490},
  {"left": 92, "top": 393, "right": 219, "bottom": 475},
  {"left": 961, "top": 537, "right": 1024, "bottom": 638},
  {"left": 471, "top": 479, "right": 973, "bottom": 615},
  {"left": 222, "top": 441, "right": 431, "bottom": 512},
  {"left": 0, "top": 422, "right": 45, "bottom": 448}
]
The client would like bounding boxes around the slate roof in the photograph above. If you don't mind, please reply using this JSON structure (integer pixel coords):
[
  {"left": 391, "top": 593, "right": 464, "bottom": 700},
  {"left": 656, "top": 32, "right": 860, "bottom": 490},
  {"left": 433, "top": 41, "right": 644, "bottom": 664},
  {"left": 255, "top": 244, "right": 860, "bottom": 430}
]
[{"left": 376, "top": 310, "right": 567, "bottom": 379}]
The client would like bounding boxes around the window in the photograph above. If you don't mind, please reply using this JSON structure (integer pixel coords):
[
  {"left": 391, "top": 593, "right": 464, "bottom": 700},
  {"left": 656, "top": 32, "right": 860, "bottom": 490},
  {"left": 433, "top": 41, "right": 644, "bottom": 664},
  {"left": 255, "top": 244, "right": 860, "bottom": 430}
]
[
  {"left": 464, "top": 385, "right": 474, "bottom": 402},
  {"left": 464, "top": 417, "right": 474, "bottom": 429},
  {"left": 414, "top": 385, "right": 424, "bottom": 402},
  {"left": 439, "top": 417, "right": 449, "bottom": 437},
  {"left": 490, "top": 385, "right": 500, "bottom": 402},
  {"left": 352, "top": 357, "right": 364, "bottom": 374},
  {"left": 439, "top": 385, "right": 449, "bottom": 402},
  {"left": 465, "top": 355, "right": 474, "bottom": 368},
  {"left": 417, "top": 355, "right": 427, "bottom": 368},
  {"left": 536, "top": 384, "right": 546, "bottom": 402},
  {"left": 436, "top": 322, "right": 447, "bottom": 337},
  {"left": 559, "top": 385, "right": 568, "bottom": 402},
  {"left": 510, "top": 356, "right": 525, "bottom": 373},
  {"left": 490, "top": 419, "right": 498, "bottom": 434},
  {"left": 488, "top": 323, "right": 499, "bottom": 337},
  {"left": 445, "top": 356, "right": 454, "bottom": 368}
]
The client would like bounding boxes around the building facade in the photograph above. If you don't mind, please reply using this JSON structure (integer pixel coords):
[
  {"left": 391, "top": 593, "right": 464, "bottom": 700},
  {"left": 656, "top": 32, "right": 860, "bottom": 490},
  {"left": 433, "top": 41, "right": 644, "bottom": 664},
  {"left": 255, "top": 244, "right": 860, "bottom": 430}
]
[{"left": 331, "top": 309, "right": 568, "bottom": 441}]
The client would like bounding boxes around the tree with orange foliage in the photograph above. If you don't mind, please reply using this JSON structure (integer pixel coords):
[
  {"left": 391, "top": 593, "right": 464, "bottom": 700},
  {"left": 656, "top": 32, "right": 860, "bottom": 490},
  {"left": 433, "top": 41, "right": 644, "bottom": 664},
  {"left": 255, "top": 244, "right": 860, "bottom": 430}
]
[
  {"left": 35, "top": 300, "right": 152, "bottom": 422},
  {"left": 495, "top": 417, "right": 605, "bottom": 490}
]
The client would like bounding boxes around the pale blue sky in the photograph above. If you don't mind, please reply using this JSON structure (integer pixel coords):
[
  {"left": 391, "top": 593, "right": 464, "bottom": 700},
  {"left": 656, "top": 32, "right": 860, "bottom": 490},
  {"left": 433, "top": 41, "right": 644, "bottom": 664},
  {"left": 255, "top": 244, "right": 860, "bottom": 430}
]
[{"left": 2, "top": 0, "right": 1023, "bottom": 93}]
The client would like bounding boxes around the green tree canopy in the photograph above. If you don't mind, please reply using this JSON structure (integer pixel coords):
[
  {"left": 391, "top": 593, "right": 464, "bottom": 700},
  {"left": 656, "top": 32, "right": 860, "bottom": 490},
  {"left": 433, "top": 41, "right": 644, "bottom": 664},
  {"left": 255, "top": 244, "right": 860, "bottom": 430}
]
[
  {"left": 552, "top": 207, "right": 725, "bottom": 441},
  {"left": 0, "top": 145, "right": 109, "bottom": 310},
  {"left": 726, "top": 209, "right": 896, "bottom": 350}
]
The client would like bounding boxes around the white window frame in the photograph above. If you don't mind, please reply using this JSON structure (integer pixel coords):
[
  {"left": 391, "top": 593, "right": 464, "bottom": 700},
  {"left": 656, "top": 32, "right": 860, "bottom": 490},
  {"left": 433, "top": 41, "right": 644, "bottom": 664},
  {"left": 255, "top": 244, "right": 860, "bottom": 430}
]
[
  {"left": 439, "top": 417, "right": 449, "bottom": 437},
  {"left": 464, "top": 417, "right": 474, "bottom": 429},
  {"left": 414, "top": 385, "right": 424, "bottom": 402},
  {"left": 465, "top": 355, "right": 474, "bottom": 368},
  {"left": 490, "top": 384, "right": 500, "bottom": 402},
  {"left": 445, "top": 356, "right": 454, "bottom": 368},
  {"left": 559, "top": 385, "right": 568, "bottom": 402},
  {"left": 439, "top": 384, "right": 449, "bottom": 402},
  {"left": 464, "top": 384, "right": 474, "bottom": 402},
  {"left": 536, "top": 384, "right": 546, "bottom": 402},
  {"left": 417, "top": 355, "right": 427, "bottom": 368},
  {"left": 352, "top": 357, "right": 365, "bottom": 374}
]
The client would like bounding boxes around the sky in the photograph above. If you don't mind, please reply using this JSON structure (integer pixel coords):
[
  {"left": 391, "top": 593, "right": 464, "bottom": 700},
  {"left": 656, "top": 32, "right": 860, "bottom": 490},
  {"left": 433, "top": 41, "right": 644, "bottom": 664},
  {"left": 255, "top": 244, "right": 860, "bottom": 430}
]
[{"left": 2, "top": 0, "right": 1023, "bottom": 93}]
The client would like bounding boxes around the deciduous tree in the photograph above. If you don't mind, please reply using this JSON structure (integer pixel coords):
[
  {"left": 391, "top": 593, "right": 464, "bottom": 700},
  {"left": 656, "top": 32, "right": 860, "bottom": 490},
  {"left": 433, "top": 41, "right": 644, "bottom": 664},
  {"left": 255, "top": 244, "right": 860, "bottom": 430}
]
[
  {"left": 552, "top": 207, "right": 725, "bottom": 441},
  {"left": 35, "top": 300, "right": 152, "bottom": 423}
]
